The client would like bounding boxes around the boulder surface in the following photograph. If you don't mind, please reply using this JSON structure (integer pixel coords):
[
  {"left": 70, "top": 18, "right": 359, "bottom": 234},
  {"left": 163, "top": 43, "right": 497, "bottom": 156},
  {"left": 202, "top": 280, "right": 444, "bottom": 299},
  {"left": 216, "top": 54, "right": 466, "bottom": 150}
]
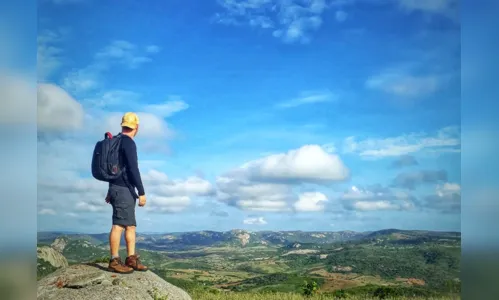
[{"left": 37, "top": 263, "right": 192, "bottom": 300}]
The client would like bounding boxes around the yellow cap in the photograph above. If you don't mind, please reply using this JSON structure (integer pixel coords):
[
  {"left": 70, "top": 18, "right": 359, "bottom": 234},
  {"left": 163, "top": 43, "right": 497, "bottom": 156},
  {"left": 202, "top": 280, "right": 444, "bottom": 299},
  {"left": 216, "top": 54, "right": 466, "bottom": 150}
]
[{"left": 121, "top": 112, "right": 140, "bottom": 129}]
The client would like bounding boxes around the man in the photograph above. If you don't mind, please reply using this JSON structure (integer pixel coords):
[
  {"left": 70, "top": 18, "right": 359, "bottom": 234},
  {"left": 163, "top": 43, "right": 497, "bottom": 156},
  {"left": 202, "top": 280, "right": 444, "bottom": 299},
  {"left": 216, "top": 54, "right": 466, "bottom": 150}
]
[{"left": 104, "top": 112, "right": 148, "bottom": 274}]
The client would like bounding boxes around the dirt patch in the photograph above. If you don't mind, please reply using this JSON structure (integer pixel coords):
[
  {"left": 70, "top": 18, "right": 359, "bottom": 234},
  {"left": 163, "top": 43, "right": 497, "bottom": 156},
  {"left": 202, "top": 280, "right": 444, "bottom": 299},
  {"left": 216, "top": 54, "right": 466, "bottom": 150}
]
[
  {"left": 392, "top": 233, "right": 411, "bottom": 240},
  {"left": 308, "top": 268, "right": 395, "bottom": 292},
  {"left": 282, "top": 249, "right": 319, "bottom": 256},
  {"left": 396, "top": 277, "right": 426, "bottom": 286},
  {"left": 320, "top": 278, "right": 360, "bottom": 291},
  {"left": 332, "top": 265, "right": 353, "bottom": 272}
]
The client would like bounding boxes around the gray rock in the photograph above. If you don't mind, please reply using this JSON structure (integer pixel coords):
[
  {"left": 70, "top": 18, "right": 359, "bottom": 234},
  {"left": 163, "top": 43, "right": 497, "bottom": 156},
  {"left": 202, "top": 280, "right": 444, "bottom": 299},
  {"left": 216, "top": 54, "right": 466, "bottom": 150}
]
[
  {"left": 37, "top": 246, "right": 69, "bottom": 268},
  {"left": 65, "top": 272, "right": 106, "bottom": 288},
  {"left": 51, "top": 237, "right": 68, "bottom": 253},
  {"left": 101, "top": 279, "right": 112, "bottom": 286},
  {"left": 37, "top": 263, "right": 192, "bottom": 300}
]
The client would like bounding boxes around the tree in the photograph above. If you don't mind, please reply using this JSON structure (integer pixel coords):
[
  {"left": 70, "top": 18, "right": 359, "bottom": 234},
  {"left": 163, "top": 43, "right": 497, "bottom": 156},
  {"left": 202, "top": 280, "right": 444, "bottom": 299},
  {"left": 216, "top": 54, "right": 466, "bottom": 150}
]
[{"left": 301, "top": 280, "right": 318, "bottom": 297}]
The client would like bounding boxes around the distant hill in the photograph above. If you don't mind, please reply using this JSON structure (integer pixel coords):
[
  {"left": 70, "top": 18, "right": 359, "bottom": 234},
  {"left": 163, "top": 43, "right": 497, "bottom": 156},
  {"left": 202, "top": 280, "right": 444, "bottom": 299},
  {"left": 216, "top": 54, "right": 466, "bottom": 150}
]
[{"left": 38, "top": 229, "right": 460, "bottom": 251}]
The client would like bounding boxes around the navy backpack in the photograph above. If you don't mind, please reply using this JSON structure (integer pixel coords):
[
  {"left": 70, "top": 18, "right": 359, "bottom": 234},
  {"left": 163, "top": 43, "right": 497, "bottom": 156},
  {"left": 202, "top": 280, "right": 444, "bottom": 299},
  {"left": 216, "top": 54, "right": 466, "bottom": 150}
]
[{"left": 91, "top": 132, "right": 124, "bottom": 182}]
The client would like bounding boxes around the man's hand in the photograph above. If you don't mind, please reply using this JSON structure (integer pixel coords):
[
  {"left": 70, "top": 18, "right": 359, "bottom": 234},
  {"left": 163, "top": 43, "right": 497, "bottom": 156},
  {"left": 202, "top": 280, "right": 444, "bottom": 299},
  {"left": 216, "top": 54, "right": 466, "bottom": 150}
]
[
  {"left": 138, "top": 195, "right": 146, "bottom": 207},
  {"left": 105, "top": 192, "right": 111, "bottom": 204}
]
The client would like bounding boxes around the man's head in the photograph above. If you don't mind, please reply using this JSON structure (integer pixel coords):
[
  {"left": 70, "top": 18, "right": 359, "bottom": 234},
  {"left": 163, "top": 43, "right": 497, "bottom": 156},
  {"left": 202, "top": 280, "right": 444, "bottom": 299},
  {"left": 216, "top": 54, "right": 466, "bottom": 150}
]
[{"left": 120, "top": 112, "right": 140, "bottom": 137}]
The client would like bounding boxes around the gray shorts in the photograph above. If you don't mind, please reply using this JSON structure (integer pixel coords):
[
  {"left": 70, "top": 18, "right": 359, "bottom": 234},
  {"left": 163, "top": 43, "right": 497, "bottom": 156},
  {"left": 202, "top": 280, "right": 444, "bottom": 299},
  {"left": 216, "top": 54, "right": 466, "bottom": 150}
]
[{"left": 109, "top": 184, "right": 137, "bottom": 227}]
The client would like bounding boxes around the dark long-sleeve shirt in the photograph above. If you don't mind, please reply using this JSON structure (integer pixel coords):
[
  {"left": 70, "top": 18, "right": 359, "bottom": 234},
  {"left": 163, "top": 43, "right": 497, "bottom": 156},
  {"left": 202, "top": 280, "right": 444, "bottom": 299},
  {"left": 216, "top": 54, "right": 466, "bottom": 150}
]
[{"left": 109, "top": 134, "right": 145, "bottom": 196}]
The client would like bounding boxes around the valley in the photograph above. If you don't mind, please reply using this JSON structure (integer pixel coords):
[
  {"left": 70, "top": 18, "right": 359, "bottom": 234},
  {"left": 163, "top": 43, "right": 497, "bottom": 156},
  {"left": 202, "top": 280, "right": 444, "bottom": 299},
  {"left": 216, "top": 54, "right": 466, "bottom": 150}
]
[{"left": 37, "top": 229, "right": 461, "bottom": 299}]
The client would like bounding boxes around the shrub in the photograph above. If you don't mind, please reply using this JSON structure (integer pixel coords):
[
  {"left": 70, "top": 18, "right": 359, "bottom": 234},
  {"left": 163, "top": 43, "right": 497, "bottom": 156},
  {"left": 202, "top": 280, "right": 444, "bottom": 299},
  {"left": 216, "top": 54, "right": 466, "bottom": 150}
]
[{"left": 301, "top": 280, "right": 318, "bottom": 297}]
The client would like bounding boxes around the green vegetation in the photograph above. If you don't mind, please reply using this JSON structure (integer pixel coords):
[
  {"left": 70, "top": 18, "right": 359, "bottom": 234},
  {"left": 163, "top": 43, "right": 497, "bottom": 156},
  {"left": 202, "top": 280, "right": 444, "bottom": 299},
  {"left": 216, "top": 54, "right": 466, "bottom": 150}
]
[
  {"left": 149, "top": 287, "right": 169, "bottom": 300},
  {"left": 37, "top": 229, "right": 461, "bottom": 299},
  {"left": 302, "top": 280, "right": 319, "bottom": 297},
  {"left": 37, "top": 258, "right": 58, "bottom": 280},
  {"left": 189, "top": 290, "right": 459, "bottom": 300},
  {"left": 322, "top": 245, "right": 460, "bottom": 290}
]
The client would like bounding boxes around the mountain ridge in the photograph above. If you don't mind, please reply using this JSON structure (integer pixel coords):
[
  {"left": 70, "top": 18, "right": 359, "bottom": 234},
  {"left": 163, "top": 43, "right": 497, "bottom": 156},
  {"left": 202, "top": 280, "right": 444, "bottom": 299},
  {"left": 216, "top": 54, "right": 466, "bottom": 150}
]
[{"left": 38, "top": 228, "right": 461, "bottom": 252}]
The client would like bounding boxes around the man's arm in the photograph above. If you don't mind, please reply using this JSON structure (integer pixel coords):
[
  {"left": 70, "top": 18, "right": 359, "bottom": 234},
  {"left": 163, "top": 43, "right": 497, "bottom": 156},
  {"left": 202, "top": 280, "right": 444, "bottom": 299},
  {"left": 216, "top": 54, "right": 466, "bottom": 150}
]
[{"left": 122, "top": 137, "right": 145, "bottom": 196}]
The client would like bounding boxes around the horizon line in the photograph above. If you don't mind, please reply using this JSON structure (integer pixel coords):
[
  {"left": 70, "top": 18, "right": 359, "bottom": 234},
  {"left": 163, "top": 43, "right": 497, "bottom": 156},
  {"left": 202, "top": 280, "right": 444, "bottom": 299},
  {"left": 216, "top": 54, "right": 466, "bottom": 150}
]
[{"left": 37, "top": 228, "right": 462, "bottom": 235}]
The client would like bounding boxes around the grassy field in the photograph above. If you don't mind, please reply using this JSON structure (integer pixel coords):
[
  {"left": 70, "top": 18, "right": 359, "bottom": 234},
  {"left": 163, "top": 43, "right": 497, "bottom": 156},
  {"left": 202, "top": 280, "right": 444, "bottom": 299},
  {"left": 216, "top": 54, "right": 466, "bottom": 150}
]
[{"left": 189, "top": 290, "right": 460, "bottom": 300}]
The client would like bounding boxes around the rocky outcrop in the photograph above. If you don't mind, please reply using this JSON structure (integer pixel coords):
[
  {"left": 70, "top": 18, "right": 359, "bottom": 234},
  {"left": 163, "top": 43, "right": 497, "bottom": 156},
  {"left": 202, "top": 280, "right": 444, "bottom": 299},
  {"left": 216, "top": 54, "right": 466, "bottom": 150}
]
[
  {"left": 37, "top": 246, "right": 69, "bottom": 269},
  {"left": 236, "top": 232, "right": 250, "bottom": 247},
  {"left": 37, "top": 263, "right": 192, "bottom": 300},
  {"left": 51, "top": 237, "right": 68, "bottom": 253}
]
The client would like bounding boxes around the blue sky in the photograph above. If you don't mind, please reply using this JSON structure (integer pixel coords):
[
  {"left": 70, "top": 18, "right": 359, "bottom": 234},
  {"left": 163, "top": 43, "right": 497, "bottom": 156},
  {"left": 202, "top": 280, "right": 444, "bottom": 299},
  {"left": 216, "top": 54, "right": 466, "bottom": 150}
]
[{"left": 35, "top": 0, "right": 461, "bottom": 233}]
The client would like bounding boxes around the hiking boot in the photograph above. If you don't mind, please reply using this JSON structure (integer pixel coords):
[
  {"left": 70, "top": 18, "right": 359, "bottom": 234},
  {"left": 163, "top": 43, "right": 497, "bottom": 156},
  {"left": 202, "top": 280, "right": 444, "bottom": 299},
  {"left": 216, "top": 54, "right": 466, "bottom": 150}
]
[
  {"left": 108, "top": 257, "right": 134, "bottom": 274},
  {"left": 125, "top": 254, "right": 148, "bottom": 271}
]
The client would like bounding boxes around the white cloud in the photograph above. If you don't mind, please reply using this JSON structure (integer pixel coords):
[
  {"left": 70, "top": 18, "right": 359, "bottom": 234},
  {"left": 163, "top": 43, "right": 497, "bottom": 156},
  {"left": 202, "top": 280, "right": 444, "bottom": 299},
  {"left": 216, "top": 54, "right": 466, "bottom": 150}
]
[
  {"left": 343, "top": 126, "right": 460, "bottom": 158},
  {"left": 158, "top": 177, "right": 213, "bottom": 196},
  {"left": 294, "top": 192, "right": 328, "bottom": 212},
  {"left": 237, "top": 199, "right": 290, "bottom": 212},
  {"left": 143, "top": 97, "right": 189, "bottom": 117},
  {"left": 353, "top": 201, "right": 402, "bottom": 211},
  {"left": 62, "top": 40, "right": 159, "bottom": 95},
  {"left": 75, "top": 200, "right": 108, "bottom": 212},
  {"left": 216, "top": 176, "right": 293, "bottom": 212},
  {"left": 393, "top": 170, "right": 447, "bottom": 190},
  {"left": 240, "top": 144, "right": 349, "bottom": 183},
  {"left": 62, "top": 64, "right": 102, "bottom": 94},
  {"left": 37, "top": 83, "right": 84, "bottom": 131},
  {"left": 0, "top": 72, "right": 36, "bottom": 125},
  {"left": 37, "top": 29, "right": 66, "bottom": 81},
  {"left": 215, "top": 0, "right": 457, "bottom": 43},
  {"left": 38, "top": 163, "right": 213, "bottom": 216},
  {"left": 95, "top": 40, "right": 153, "bottom": 69},
  {"left": 341, "top": 185, "right": 416, "bottom": 211},
  {"left": 321, "top": 143, "right": 336, "bottom": 153},
  {"left": 243, "top": 216, "right": 267, "bottom": 225},
  {"left": 83, "top": 90, "right": 141, "bottom": 108},
  {"left": 83, "top": 93, "right": 188, "bottom": 121},
  {"left": 143, "top": 170, "right": 214, "bottom": 197},
  {"left": 139, "top": 170, "right": 214, "bottom": 213},
  {"left": 215, "top": 145, "right": 348, "bottom": 212},
  {"left": 146, "top": 196, "right": 191, "bottom": 213},
  {"left": 215, "top": 0, "right": 332, "bottom": 43},
  {"left": 423, "top": 182, "right": 460, "bottom": 213},
  {"left": 436, "top": 182, "right": 461, "bottom": 197},
  {"left": 276, "top": 90, "right": 336, "bottom": 108},
  {"left": 38, "top": 209, "right": 56, "bottom": 215}
]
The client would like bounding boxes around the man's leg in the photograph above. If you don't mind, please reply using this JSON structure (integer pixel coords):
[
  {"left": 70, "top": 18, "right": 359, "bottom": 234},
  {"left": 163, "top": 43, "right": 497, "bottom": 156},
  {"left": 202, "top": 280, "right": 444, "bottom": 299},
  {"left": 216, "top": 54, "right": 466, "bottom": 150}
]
[
  {"left": 125, "top": 225, "right": 136, "bottom": 257},
  {"left": 109, "top": 225, "right": 124, "bottom": 258},
  {"left": 107, "top": 185, "right": 134, "bottom": 274},
  {"left": 124, "top": 225, "right": 148, "bottom": 271}
]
